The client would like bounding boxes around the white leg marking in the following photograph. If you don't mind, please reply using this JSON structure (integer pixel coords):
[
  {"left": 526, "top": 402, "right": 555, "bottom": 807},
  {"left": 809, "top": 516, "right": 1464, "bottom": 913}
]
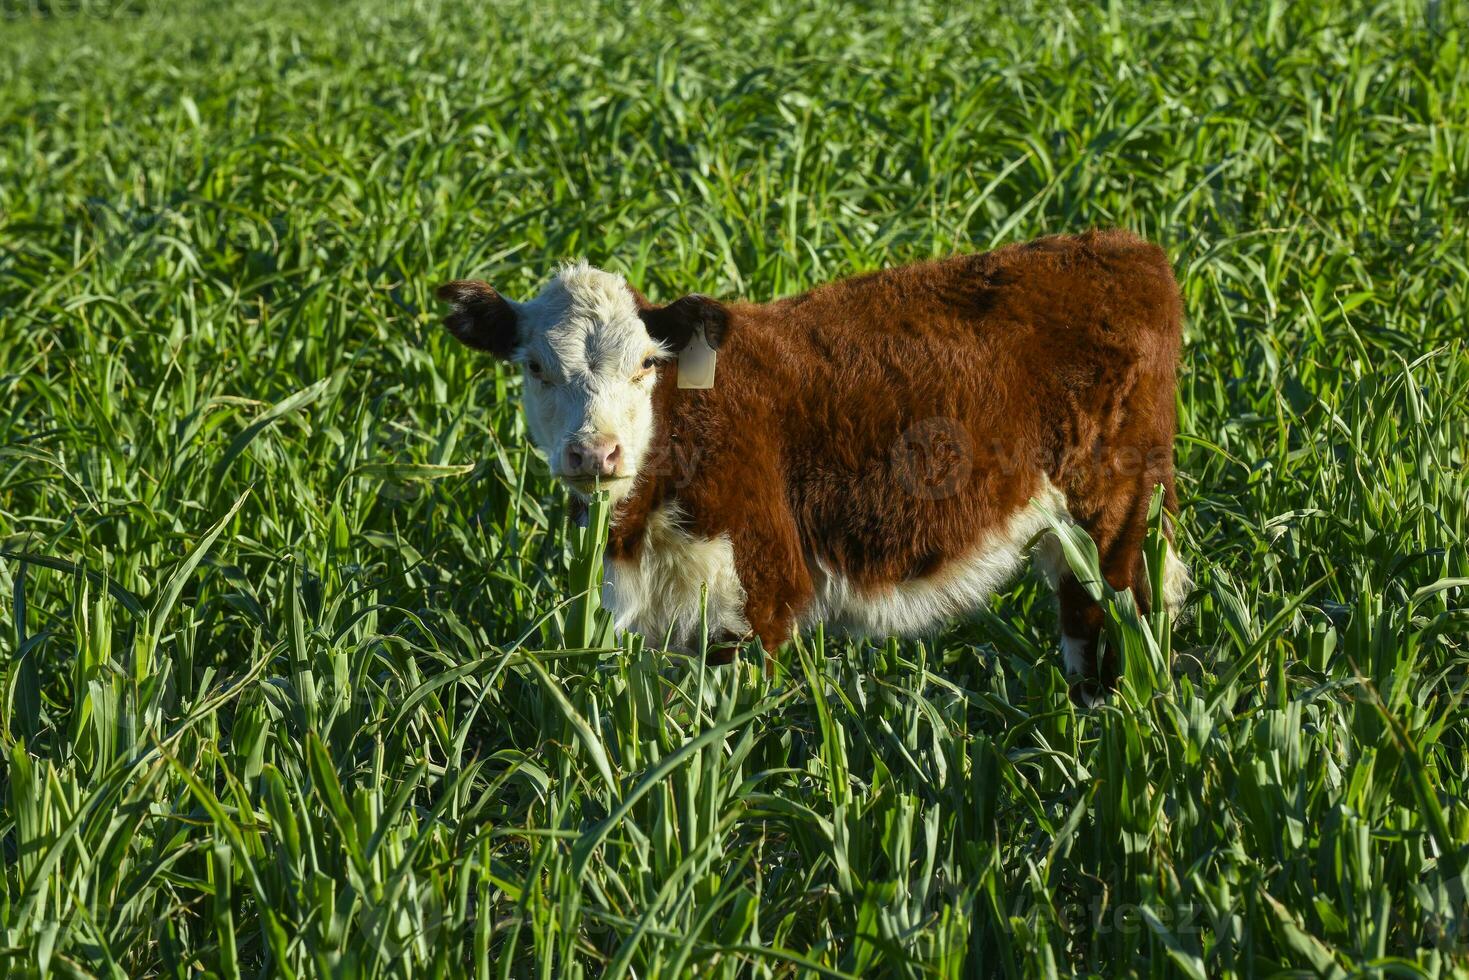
[
  {"left": 1161, "top": 548, "right": 1191, "bottom": 618},
  {"left": 1031, "top": 527, "right": 1067, "bottom": 591},
  {"left": 1061, "top": 634, "right": 1091, "bottom": 676}
]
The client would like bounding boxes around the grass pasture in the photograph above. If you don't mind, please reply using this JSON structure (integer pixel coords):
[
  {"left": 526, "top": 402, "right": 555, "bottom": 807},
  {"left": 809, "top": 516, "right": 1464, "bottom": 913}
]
[{"left": 2, "top": 0, "right": 1468, "bottom": 975}]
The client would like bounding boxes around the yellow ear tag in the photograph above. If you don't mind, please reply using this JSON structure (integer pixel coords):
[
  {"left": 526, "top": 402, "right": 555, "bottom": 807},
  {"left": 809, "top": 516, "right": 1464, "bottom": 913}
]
[{"left": 677, "top": 325, "right": 716, "bottom": 389}]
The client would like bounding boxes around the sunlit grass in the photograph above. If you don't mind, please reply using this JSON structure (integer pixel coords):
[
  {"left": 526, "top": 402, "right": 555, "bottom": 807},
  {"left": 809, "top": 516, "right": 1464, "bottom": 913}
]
[{"left": 1, "top": 0, "right": 1466, "bottom": 974}]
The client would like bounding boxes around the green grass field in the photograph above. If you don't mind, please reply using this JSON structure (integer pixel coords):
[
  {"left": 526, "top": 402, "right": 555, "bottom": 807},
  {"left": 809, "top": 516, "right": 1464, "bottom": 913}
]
[{"left": 2, "top": 0, "right": 1467, "bottom": 975}]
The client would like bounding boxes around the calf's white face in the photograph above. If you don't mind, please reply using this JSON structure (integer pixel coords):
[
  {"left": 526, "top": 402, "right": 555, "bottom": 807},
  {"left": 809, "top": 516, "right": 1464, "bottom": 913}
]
[
  {"left": 437, "top": 262, "right": 723, "bottom": 505},
  {"left": 515, "top": 264, "right": 664, "bottom": 500}
]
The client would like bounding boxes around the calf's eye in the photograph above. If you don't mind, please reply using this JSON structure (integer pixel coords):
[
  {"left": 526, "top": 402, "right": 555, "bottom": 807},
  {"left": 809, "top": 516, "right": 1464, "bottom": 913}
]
[{"left": 641, "top": 357, "right": 656, "bottom": 370}]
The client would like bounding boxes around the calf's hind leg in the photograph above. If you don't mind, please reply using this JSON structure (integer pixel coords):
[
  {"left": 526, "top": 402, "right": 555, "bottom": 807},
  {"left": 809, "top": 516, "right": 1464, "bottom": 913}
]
[{"left": 1054, "top": 469, "right": 1184, "bottom": 699}]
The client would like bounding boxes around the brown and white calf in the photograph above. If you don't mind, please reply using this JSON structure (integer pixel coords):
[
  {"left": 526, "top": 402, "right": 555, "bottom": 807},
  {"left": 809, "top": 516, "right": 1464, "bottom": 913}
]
[{"left": 438, "top": 229, "right": 1188, "bottom": 689}]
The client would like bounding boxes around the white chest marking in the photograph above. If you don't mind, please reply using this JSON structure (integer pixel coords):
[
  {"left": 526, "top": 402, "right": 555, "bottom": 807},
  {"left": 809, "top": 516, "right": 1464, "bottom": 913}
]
[
  {"left": 803, "top": 482, "right": 1069, "bottom": 638},
  {"left": 603, "top": 505, "right": 749, "bottom": 651}
]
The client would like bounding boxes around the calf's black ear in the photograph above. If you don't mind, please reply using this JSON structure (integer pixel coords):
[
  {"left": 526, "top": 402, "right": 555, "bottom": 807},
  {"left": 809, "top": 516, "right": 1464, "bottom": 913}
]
[
  {"left": 436, "top": 280, "right": 519, "bottom": 358},
  {"left": 639, "top": 294, "right": 730, "bottom": 351}
]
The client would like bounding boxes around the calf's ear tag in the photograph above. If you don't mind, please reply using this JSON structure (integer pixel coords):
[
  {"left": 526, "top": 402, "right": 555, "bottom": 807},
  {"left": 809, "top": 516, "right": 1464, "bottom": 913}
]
[{"left": 677, "top": 325, "right": 717, "bottom": 389}]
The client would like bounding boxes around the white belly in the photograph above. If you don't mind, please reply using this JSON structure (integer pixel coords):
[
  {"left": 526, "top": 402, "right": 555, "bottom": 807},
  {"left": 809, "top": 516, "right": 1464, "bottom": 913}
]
[
  {"left": 803, "top": 482, "right": 1068, "bottom": 638},
  {"left": 604, "top": 484, "right": 1071, "bottom": 649}
]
